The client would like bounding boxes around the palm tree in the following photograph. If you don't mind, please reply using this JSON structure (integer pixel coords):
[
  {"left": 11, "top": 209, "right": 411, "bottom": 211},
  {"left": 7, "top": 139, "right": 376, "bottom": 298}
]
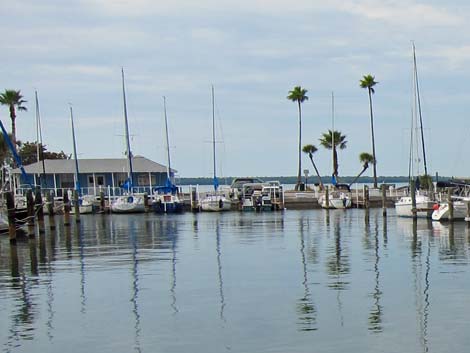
[
  {"left": 0, "top": 89, "right": 27, "bottom": 152},
  {"left": 319, "top": 130, "right": 347, "bottom": 178},
  {"left": 287, "top": 86, "right": 309, "bottom": 190},
  {"left": 302, "top": 144, "right": 324, "bottom": 190},
  {"left": 349, "top": 152, "right": 375, "bottom": 187},
  {"left": 360, "top": 75, "right": 378, "bottom": 188}
]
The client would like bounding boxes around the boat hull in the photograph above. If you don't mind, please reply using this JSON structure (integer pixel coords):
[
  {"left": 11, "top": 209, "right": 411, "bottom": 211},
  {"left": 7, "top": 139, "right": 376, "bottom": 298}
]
[
  {"left": 111, "top": 194, "right": 146, "bottom": 214},
  {"left": 432, "top": 201, "right": 468, "bottom": 221},
  {"left": 395, "top": 195, "right": 434, "bottom": 218},
  {"left": 200, "top": 195, "right": 231, "bottom": 212}
]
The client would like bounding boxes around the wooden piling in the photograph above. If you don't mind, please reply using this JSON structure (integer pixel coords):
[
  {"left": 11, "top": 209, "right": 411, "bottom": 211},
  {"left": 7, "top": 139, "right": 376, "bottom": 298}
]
[
  {"left": 325, "top": 187, "right": 330, "bottom": 209},
  {"left": 381, "top": 184, "right": 387, "bottom": 217},
  {"left": 73, "top": 190, "right": 81, "bottom": 223},
  {"left": 35, "top": 189, "right": 45, "bottom": 234},
  {"left": 99, "top": 190, "right": 105, "bottom": 213},
  {"left": 63, "top": 191, "right": 71, "bottom": 226},
  {"left": 144, "top": 192, "right": 149, "bottom": 211},
  {"left": 465, "top": 201, "right": 470, "bottom": 223},
  {"left": 364, "top": 185, "right": 370, "bottom": 209},
  {"left": 448, "top": 187, "right": 454, "bottom": 222},
  {"left": 5, "top": 192, "right": 16, "bottom": 243},
  {"left": 410, "top": 180, "right": 417, "bottom": 219},
  {"left": 26, "top": 189, "right": 35, "bottom": 237},
  {"left": 47, "top": 191, "right": 56, "bottom": 230}
]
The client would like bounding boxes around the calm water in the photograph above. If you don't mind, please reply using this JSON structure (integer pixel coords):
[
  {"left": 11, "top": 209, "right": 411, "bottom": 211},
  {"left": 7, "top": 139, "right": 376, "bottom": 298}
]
[{"left": 1, "top": 210, "right": 469, "bottom": 353}]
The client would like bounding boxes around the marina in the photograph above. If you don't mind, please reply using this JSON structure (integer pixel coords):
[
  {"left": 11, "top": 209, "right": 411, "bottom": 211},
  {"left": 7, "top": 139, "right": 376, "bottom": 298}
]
[{"left": 1, "top": 209, "right": 470, "bottom": 352}]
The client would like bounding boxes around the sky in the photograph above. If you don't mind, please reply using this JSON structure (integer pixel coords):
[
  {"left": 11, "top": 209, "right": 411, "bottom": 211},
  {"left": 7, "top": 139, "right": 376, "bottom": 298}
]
[{"left": 2, "top": 0, "right": 470, "bottom": 179}]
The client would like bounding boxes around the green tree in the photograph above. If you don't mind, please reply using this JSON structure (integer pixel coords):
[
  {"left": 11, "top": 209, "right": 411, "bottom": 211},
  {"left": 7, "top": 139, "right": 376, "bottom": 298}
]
[
  {"left": 302, "top": 144, "right": 324, "bottom": 189},
  {"left": 349, "top": 152, "right": 375, "bottom": 187},
  {"left": 0, "top": 90, "right": 27, "bottom": 151},
  {"left": 18, "top": 141, "right": 69, "bottom": 166},
  {"left": 287, "top": 86, "right": 309, "bottom": 190},
  {"left": 319, "top": 130, "right": 347, "bottom": 178},
  {"left": 360, "top": 75, "right": 378, "bottom": 188}
]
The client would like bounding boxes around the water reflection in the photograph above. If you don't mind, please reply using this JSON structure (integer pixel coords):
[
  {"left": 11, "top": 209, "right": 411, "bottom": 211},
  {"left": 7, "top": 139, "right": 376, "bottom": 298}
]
[
  {"left": 129, "top": 218, "right": 142, "bottom": 353},
  {"left": 215, "top": 220, "right": 226, "bottom": 322},
  {"left": 326, "top": 212, "right": 350, "bottom": 290},
  {"left": 368, "top": 214, "right": 383, "bottom": 333},
  {"left": 296, "top": 216, "right": 317, "bottom": 331}
]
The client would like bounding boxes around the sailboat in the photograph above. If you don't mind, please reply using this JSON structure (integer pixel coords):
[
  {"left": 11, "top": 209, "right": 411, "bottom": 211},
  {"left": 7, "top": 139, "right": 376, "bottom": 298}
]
[
  {"left": 396, "top": 43, "right": 434, "bottom": 218},
  {"left": 318, "top": 92, "right": 352, "bottom": 209},
  {"left": 69, "top": 105, "right": 93, "bottom": 214},
  {"left": 200, "top": 86, "right": 231, "bottom": 212},
  {"left": 152, "top": 96, "right": 183, "bottom": 213},
  {"left": 111, "top": 69, "right": 146, "bottom": 214}
]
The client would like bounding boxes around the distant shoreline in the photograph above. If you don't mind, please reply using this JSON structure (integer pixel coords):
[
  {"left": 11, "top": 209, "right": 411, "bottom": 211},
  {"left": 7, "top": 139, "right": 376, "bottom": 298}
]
[{"left": 176, "top": 175, "right": 451, "bottom": 186}]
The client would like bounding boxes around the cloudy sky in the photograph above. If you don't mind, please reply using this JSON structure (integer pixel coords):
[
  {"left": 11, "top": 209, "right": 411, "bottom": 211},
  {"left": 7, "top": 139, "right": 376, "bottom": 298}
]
[{"left": 2, "top": 0, "right": 470, "bottom": 179}]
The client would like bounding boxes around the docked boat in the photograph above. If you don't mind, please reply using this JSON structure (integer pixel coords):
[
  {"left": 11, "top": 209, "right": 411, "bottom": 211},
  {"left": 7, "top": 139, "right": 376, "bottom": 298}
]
[
  {"left": 110, "top": 69, "right": 145, "bottom": 214},
  {"left": 395, "top": 192, "right": 434, "bottom": 218},
  {"left": 151, "top": 97, "right": 184, "bottom": 214},
  {"left": 200, "top": 86, "right": 231, "bottom": 212},
  {"left": 241, "top": 181, "right": 284, "bottom": 211},
  {"left": 111, "top": 193, "right": 146, "bottom": 213},
  {"left": 431, "top": 199, "right": 469, "bottom": 221},
  {"left": 395, "top": 43, "right": 433, "bottom": 218},
  {"left": 318, "top": 184, "right": 352, "bottom": 209}
]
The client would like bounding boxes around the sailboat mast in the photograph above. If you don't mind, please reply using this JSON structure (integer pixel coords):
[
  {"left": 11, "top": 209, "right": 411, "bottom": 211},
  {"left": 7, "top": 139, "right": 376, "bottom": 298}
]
[
  {"left": 211, "top": 85, "right": 218, "bottom": 191},
  {"left": 331, "top": 91, "right": 335, "bottom": 178},
  {"left": 163, "top": 96, "right": 171, "bottom": 181},
  {"left": 121, "top": 68, "right": 134, "bottom": 189},
  {"left": 35, "top": 90, "right": 47, "bottom": 188},
  {"left": 413, "top": 42, "right": 428, "bottom": 176},
  {"left": 69, "top": 105, "right": 80, "bottom": 193}
]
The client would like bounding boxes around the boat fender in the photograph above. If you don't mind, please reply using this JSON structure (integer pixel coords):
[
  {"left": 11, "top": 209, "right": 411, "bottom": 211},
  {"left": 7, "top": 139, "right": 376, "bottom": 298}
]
[{"left": 432, "top": 203, "right": 439, "bottom": 210}]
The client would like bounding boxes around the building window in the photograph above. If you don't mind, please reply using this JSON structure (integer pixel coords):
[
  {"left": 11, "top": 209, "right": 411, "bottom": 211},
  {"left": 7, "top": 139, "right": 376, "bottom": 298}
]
[{"left": 60, "top": 174, "right": 74, "bottom": 188}]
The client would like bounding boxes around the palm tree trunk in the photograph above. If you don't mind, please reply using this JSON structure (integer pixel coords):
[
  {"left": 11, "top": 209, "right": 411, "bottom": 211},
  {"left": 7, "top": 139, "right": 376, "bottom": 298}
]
[
  {"left": 349, "top": 166, "right": 368, "bottom": 187},
  {"left": 368, "top": 89, "right": 377, "bottom": 188},
  {"left": 333, "top": 147, "right": 339, "bottom": 177},
  {"left": 309, "top": 155, "right": 324, "bottom": 189},
  {"left": 297, "top": 100, "right": 302, "bottom": 190},
  {"left": 9, "top": 105, "right": 16, "bottom": 152}
]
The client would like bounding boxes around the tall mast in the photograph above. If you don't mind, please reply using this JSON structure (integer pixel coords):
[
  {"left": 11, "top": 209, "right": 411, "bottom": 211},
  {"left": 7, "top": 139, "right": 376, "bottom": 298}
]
[
  {"left": 35, "top": 90, "right": 46, "bottom": 187},
  {"left": 121, "top": 68, "right": 134, "bottom": 190},
  {"left": 331, "top": 91, "right": 335, "bottom": 179},
  {"left": 163, "top": 96, "right": 171, "bottom": 180},
  {"left": 211, "top": 85, "right": 218, "bottom": 191},
  {"left": 69, "top": 105, "right": 80, "bottom": 193},
  {"left": 413, "top": 42, "right": 428, "bottom": 176}
]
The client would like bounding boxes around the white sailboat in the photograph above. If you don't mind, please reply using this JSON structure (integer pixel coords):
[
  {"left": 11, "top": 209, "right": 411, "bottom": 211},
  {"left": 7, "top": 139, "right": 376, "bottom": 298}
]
[
  {"left": 200, "top": 86, "right": 231, "bottom": 212},
  {"left": 396, "top": 43, "right": 434, "bottom": 218},
  {"left": 69, "top": 105, "right": 93, "bottom": 214},
  {"left": 152, "top": 96, "right": 183, "bottom": 213},
  {"left": 111, "top": 68, "right": 146, "bottom": 214},
  {"left": 318, "top": 92, "right": 351, "bottom": 209}
]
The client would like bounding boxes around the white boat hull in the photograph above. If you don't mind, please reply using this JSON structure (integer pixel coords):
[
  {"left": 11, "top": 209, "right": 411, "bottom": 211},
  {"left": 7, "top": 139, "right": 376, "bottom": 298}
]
[
  {"left": 395, "top": 195, "right": 434, "bottom": 218},
  {"left": 200, "top": 195, "right": 231, "bottom": 212},
  {"left": 111, "top": 194, "right": 146, "bottom": 213},
  {"left": 432, "top": 201, "right": 468, "bottom": 221},
  {"left": 318, "top": 194, "right": 352, "bottom": 209}
]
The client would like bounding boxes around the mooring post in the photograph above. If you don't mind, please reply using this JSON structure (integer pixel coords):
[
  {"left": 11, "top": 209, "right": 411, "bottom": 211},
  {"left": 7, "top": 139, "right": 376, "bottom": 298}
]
[
  {"left": 26, "top": 189, "right": 35, "bottom": 237},
  {"left": 144, "top": 192, "right": 149, "bottom": 211},
  {"left": 35, "top": 188, "right": 45, "bottom": 234},
  {"left": 73, "top": 190, "right": 81, "bottom": 223},
  {"left": 325, "top": 186, "right": 330, "bottom": 209},
  {"left": 465, "top": 201, "right": 470, "bottom": 223},
  {"left": 381, "top": 184, "right": 387, "bottom": 217},
  {"left": 100, "top": 190, "right": 105, "bottom": 213},
  {"left": 364, "top": 185, "right": 370, "bottom": 209},
  {"left": 47, "top": 191, "right": 56, "bottom": 230},
  {"left": 448, "top": 187, "right": 454, "bottom": 222},
  {"left": 63, "top": 191, "right": 71, "bottom": 226},
  {"left": 6, "top": 192, "right": 16, "bottom": 243},
  {"left": 410, "top": 180, "right": 417, "bottom": 219}
]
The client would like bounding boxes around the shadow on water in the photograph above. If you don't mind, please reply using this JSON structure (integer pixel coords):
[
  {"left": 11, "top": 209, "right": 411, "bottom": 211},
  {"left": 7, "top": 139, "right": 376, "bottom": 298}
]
[{"left": 296, "top": 215, "right": 317, "bottom": 332}]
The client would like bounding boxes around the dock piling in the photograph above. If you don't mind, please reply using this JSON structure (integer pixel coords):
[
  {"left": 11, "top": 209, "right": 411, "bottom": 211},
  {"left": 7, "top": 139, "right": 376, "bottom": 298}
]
[
  {"left": 73, "top": 190, "right": 81, "bottom": 223},
  {"left": 47, "top": 191, "right": 56, "bottom": 230},
  {"left": 6, "top": 192, "right": 16, "bottom": 243},
  {"left": 381, "top": 184, "right": 387, "bottom": 217},
  {"left": 35, "top": 188, "right": 45, "bottom": 234},
  {"left": 448, "top": 187, "right": 454, "bottom": 222},
  {"left": 26, "top": 190, "right": 35, "bottom": 237},
  {"left": 410, "top": 180, "right": 417, "bottom": 219},
  {"left": 63, "top": 191, "right": 71, "bottom": 226}
]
